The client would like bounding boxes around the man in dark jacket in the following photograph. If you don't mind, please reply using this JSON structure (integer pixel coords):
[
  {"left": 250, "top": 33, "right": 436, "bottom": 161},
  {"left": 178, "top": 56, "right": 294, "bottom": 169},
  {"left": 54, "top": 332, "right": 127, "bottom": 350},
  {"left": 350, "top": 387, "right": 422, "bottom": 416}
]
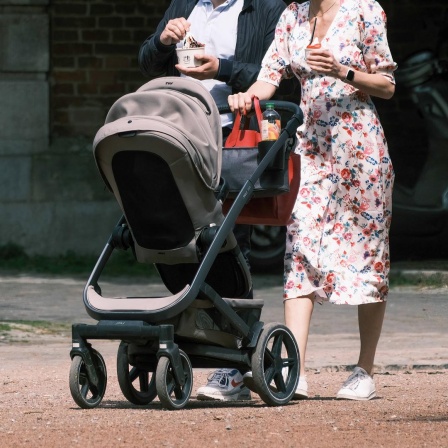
[
  {"left": 139, "top": 0, "right": 289, "bottom": 95},
  {"left": 138, "top": 0, "right": 292, "bottom": 402}
]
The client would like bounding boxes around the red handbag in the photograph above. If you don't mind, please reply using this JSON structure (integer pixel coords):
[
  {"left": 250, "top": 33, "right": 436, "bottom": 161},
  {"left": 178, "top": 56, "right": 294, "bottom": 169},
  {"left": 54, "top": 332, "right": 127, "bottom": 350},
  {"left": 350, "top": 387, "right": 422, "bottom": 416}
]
[
  {"left": 224, "top": 97, "right": 263, "bottom": 148},
  {"left": 222, "top": 152, "right": 301, "bottom": 226}
]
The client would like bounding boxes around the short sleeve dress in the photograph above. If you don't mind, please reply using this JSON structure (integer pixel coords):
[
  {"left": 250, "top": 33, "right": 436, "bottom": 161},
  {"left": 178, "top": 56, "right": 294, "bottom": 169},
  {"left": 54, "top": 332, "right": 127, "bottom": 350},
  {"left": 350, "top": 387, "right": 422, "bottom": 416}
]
[{"left": 257, "top": 0, "right": 397, "bottom": 305}]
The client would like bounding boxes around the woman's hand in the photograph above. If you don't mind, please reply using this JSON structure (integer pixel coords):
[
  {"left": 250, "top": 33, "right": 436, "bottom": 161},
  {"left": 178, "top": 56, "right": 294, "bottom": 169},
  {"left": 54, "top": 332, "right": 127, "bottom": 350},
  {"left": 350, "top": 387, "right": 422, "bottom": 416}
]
[
  {"left": 160, "top": 18, "right": 190, "bottom": 46},
  {"left": 307, "top": 48, "right": 345, "bottom": 79},
  {"left": 228, "top": 92, "right": 255, "bottom": 115},
  {"left": 307, "top": 48, "right": 395, "bottom": 99}
]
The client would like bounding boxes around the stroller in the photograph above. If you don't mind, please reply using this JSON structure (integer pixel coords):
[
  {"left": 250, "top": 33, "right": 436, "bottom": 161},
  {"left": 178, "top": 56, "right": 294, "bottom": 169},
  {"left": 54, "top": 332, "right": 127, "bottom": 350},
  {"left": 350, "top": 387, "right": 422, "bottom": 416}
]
[{"left": 69, "top": 77, "right": 303, "bottom": 410}]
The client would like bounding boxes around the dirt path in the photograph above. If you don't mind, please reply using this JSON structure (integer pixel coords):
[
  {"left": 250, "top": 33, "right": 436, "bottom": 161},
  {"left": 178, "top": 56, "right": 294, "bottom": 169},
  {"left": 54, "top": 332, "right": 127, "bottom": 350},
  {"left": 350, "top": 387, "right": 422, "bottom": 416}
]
[
  {"left": 1, "top": 275, "right": 448, "bottom": 447},
  {"left": 1, "top": 341, "right": 447, "bottom": 448}
]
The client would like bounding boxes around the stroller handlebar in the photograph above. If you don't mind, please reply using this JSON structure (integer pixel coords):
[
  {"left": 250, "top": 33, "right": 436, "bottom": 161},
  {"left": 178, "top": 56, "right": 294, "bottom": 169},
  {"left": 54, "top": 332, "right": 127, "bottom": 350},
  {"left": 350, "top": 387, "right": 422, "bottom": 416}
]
[{"left": 217, "top": 100, "right": 301, "bottom": 116}]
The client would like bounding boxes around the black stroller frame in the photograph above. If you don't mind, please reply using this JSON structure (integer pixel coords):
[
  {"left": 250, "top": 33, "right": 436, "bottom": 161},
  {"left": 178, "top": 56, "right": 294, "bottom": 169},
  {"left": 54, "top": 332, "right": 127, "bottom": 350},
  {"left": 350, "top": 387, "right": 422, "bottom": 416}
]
[{"left": 69, "top": 77, "right": 304, "bottom": 410}]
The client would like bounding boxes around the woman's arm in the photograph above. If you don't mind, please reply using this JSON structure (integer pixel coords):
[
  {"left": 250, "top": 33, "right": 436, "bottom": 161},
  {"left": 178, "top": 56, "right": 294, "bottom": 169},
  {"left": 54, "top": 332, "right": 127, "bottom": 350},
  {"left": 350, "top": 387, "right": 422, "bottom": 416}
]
[{"left": 307, "top": 49, "right": 395, "bottom": 99}]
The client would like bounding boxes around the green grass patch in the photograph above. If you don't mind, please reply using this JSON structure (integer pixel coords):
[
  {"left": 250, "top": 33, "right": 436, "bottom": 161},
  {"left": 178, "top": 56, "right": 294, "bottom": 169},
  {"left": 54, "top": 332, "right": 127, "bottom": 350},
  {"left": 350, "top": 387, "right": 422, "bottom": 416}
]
[
  {"left": 389, "top": 271, "right": 447, "bottom": 289},
  {"left": 0, "top": 243, "right": 157, "bottom": 279},
  {"left": 0, "top": 320, "right": 71, "bottom": 342}
]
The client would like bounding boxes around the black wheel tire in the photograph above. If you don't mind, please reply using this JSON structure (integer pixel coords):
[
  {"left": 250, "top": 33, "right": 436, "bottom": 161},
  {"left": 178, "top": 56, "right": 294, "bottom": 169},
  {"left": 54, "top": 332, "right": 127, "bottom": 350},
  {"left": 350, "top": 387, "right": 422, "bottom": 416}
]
[
  {"left": 251, "top": 322, "right": 300, "bottom": 406},
  {"left": 155, "top": 350, "right": 193, "bottom": 410},
  {"left": 117, "top": 341, "right": 157, "bottom": 405},
  {"left": 249, "top": 225, "right": 286, "bottom": 273},
  {"left": 69, "top": 350, "right": 107, "bottom": 409}
]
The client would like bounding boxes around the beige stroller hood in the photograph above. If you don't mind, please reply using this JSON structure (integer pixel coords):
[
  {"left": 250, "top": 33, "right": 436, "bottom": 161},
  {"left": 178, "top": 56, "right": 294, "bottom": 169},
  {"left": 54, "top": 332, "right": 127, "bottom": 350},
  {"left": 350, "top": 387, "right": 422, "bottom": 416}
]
[{"left": 93, "top": 76, "right": 222, "bottom": 191}]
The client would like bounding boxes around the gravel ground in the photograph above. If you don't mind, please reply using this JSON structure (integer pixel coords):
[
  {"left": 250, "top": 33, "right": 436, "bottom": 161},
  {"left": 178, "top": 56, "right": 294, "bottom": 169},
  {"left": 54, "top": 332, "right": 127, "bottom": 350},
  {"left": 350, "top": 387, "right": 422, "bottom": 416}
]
[
  {"left": 1, "top": 274, "right": 448, "bottom": 447},
  {"left": 1, "top": 341, "right": 447, "bottom": 448}
]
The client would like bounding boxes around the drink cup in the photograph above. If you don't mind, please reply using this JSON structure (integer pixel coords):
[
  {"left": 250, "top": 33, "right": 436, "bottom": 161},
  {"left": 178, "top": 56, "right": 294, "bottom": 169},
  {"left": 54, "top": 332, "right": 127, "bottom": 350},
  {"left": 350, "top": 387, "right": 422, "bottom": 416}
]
[
  {"left": 305, "top": 44, "right": 321, "bottom": 59},
  {"left": 176, "top": 47, "right": 205, "bottom": 68}
]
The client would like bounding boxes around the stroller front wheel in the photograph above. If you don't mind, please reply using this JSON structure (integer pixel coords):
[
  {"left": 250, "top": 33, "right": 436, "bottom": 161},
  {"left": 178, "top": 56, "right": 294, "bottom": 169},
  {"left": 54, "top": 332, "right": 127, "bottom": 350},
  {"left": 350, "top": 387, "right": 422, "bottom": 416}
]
[
  {"left": 116, "top": 341, "right": 157, "bottom": 405},
  {"left": 156, "top": 350, "right": 193, "bottom": 410},
  {"left": 69, "top": 349, "right": 107, "bottom": 409}
]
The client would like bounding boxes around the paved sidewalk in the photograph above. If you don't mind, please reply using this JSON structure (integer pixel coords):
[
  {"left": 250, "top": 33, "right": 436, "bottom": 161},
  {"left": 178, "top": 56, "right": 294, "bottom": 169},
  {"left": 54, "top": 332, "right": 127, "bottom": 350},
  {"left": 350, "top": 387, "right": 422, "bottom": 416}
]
[{"left": 0, "top": 273, "right": 447, "bottom": 371}]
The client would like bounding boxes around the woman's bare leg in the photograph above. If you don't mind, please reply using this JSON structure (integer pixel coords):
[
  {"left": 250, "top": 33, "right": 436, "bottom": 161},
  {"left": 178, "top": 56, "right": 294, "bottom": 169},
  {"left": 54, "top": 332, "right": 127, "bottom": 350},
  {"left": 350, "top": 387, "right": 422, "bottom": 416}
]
[
  {"left": 284, "top": 295, "right": 314, "bottom": 377},
  {"left": 357, "top": 301, "right": 387, "bottom": 376}
]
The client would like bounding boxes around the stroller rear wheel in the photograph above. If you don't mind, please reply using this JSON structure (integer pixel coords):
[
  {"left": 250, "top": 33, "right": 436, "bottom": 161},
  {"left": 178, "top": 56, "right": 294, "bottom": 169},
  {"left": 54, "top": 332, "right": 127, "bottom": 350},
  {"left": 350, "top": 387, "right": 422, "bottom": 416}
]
[
  {"left": 251, "top": 322, "right": 299, "bottom": 406},
  {"left": 69, "top": 349, "right": 107, "bottom": 409},
  {"left": 117, "top": 341, "right": 157, "bottom": 405},
  {"left": 156, "top": 349, "right": 193, "bottom": 410}
]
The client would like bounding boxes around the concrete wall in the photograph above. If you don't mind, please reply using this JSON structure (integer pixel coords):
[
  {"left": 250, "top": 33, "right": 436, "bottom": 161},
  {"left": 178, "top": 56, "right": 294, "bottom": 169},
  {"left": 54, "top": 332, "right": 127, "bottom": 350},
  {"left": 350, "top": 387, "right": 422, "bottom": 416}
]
[{"left": 1, "top": 0, "right": 448, "bottom": 255}]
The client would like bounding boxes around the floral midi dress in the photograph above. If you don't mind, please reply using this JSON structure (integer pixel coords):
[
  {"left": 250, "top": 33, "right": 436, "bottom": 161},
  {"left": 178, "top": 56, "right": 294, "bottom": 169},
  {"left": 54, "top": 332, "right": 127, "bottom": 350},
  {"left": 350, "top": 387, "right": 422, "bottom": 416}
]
[{"left": 258, "top": 0, "right": 397, "bottom": 305}]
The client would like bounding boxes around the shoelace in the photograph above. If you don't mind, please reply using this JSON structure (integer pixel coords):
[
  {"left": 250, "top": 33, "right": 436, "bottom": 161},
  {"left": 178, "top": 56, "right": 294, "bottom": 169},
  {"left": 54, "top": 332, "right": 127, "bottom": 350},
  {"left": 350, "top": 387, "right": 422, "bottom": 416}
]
[
  {"left": 343, "top": 371, "right": 367, "bottom": 389},
  {"left": 207, "top": 371, "right": 229, "bottom": 388}
]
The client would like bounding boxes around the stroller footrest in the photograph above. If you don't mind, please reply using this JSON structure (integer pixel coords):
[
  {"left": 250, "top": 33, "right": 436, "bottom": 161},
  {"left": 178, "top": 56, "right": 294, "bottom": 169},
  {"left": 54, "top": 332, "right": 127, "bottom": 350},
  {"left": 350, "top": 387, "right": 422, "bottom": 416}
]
[{"left": 86, "top": 284, "right": 190, "bottom": 312}]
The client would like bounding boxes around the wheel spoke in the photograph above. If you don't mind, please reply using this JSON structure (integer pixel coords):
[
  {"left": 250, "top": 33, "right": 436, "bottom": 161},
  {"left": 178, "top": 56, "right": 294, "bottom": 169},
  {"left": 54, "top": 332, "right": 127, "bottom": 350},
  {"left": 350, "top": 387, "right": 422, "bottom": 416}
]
[
  {"left": 129, "top": 366, "right": 139, "bottom": 383},
  {"left": 166, "top": 372, "right": 176, "bottom": 396},
  {"left": 81, "top": 382, "right": 90, "bottom": 398},
  {"left": 139, "top": 371, "right": 149, "bottom": 392},
  {"left": 264, "top": 364, "right": 276, "bottom": 384},
  {"left": 271, "top": 333, "right": 284, "bottom": 358}
]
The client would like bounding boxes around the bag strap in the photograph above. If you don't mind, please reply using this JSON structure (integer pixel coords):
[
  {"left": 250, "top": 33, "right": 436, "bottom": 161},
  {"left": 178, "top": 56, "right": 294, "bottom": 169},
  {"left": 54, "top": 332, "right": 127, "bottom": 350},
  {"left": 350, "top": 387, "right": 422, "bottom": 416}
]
[{"left": 224, "top": 97, "right": 263, "bottom": 148}]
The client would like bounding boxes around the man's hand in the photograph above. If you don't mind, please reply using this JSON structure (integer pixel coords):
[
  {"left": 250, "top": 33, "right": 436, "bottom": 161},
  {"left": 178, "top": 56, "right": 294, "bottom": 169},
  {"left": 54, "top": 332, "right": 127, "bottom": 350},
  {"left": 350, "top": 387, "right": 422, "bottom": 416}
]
[
  {"left": 160, "top": 18, "right": 190, "bottom": 46},
  {"left": 175, "top": 54, "right": 220, "bottom": 80}
]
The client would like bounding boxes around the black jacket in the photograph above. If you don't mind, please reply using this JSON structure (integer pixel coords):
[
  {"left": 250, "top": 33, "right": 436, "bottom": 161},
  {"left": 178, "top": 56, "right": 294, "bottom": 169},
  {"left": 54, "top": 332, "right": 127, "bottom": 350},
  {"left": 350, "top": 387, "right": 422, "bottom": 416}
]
[{"left": 138, "top": 0, "right": 292, "bottom": 94}]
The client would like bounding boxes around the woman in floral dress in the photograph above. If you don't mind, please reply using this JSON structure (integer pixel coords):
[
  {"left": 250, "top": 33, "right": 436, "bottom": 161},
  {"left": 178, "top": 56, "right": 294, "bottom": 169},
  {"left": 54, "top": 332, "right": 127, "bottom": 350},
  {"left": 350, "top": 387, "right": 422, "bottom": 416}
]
[{"left": 228, "top": 0, "right": 397, "bottom": 400}]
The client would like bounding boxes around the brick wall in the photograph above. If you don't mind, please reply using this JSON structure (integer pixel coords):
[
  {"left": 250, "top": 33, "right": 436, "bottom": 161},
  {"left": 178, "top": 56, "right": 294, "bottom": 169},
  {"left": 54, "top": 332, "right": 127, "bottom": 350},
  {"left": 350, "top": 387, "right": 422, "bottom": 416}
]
[{"left": 50, "top": 0, "right": 172, "bottom": 138}]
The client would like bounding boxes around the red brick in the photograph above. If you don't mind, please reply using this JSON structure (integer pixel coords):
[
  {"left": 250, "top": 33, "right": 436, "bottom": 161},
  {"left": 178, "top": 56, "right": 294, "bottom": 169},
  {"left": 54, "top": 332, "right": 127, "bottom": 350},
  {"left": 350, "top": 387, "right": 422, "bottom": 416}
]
[
  {"left": 104, "top": 56, "right": 133, "bottom": 69},
  {"left": 77, "top": 84, "right": 99, "bottom": 95},
  {"left": 82, "top": 30, "right": 110, "bottom": 42},
  {"left": 97, "top": 17, "right": 123, "bottom": 28},
  {"left": 54, "top": 4, "right": 88, "bottom": 15},
  {"left": 54, "top": 84, "right": 75, "bottom": 95},
  {"left": 53, "top": 70, "right": 87, "bottom": 83},
  {"left": 112, "top": 30, "right": 132, "bottom": 42},
  {"left": 78, "top": 57, "right": 103, "bottom": 69},
  {"left": 53, "top": 43, "right": 93, "bottom": 56}
]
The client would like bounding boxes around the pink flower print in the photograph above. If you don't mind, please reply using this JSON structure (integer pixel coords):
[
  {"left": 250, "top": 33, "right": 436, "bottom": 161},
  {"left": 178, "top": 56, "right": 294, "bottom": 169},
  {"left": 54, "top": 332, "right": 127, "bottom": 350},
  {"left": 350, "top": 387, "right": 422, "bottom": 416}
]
[
  {"left": 369, "top": 173, "right": 378, "bottom": 183},
  {"left": 313, "top": 109, "right": 322, "bottom": 120},
  {"left": 300, "top": 187, "right": 311, "bottom": 198},
  {"left": 354, "top": 123, "right": 363, "bottom": 131},
  {"left": 342, "top": 112, "right": 352, "bottom": 123},
  {"left": 365, "top": 36, "right": 374, "bottom": 46},
  {"left": 360, "top": 199, "right": 370, "bottom": 211},
  {"left": 341, "top": 168, "right": 351, "bottom": 180},
  {"left": 353, "top": 179, "right": 361, "bottom": 188},
  {"left": 334, "top": 223, "right": 344, "bottom": 233},
  {"left": 302, "top": 237, "right": 311, "bottom": 246},
  {"left": 364, "top": 145, "right": 374, "bottom": 155},
  {"left": 362, "top": 228, "right": 371, "bottom": 237},
  {"left": 374, "top": 262, "right": 384, "bottom": 272},
  {"left": 321, "top": 79, "right": 331, "bottom": 89},
  {"left": 344, "top": 232, "right": 353, "bottom": 241}
]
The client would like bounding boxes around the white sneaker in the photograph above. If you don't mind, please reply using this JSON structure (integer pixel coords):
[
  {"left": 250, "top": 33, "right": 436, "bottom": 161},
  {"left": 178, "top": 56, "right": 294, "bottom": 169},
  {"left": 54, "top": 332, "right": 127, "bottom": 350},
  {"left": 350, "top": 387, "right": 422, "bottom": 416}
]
[
  {"left": 293, "top": 376, "right": 308, "bottom": 399},
  {"left": 242, "top": 371, "right": 308, "bottom": 399},
  {"left": 196, "top": 368, "right": 252, "bottom": 401},
  {"left": 336, "top": 367, "right": 376, "bottom": 401}
]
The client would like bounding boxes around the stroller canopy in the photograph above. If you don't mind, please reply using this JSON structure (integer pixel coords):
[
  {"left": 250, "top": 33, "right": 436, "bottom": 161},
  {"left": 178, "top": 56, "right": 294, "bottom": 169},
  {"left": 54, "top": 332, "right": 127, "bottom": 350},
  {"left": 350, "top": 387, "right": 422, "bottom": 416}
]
[{"left": 94, "top": 77, "right": 223, "bottom": 190}]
